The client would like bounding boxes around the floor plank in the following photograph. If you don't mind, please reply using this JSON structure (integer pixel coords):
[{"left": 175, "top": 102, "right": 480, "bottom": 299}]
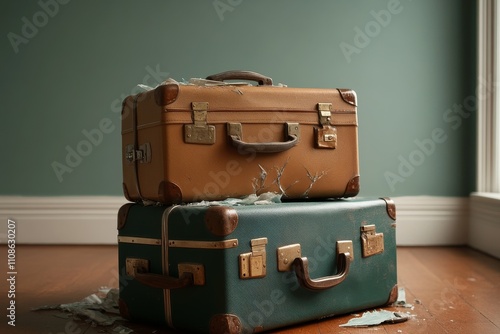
[{"left": 0, "top": 246, "right": 498, "bottom": 333}]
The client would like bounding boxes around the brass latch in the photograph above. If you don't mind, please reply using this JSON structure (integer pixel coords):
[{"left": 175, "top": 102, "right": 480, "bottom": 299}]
[
  {"left": 315, "top": 103, "right": 337, "bottom": 149},
  {"left": 125, "top": 258, "right": 150, "bottom": 277},
  {"left": 126, "top": 258, "right": 205, "bottom": 287},
  {"left": 239, "top": 238, "right": 268, "bottom": 279},
  {"left": 361, "top": 225, "right": 384, "bottom": 257},
  {"left": 184, "top": 102, "right": 216, "bottom": 144},
  {"left": 277, "top": 244, "right": 302, "bottom": 272},
  {"left": 227, "top": 122, "right": 243, "bottom": 139},
  {"left": 125, "top": 143, "right": 151, "bottom": 163},
  {"left": 337, "top": 240, "right": 354, "bottom": 262},
  {"left": 277, "top": 240, "right": 353, "bottom": 273},
  {"left": 178, "top": 263, "right": 205, "bottom": 286}
]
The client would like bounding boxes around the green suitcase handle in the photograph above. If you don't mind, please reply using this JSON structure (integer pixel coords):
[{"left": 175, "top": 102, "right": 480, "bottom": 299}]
[
  {"left": 293, "top": 252, "right": 351, "bottom": 291},
  {"left": 206, "top": 70, "right": 273, "bottom": 86},
  {"left": 134, "top": 271, "right": 193, "bottom": 289}
]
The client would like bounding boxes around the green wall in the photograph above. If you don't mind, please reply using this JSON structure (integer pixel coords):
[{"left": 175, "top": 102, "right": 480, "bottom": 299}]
[{"left": 1, "top": 0, "right": 476, "bottom": 197}]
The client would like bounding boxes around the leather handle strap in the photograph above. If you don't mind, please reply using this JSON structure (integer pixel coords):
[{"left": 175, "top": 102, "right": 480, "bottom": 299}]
[
  {"left": 229, "top": 134, "right": 299, "bottom": 153},
  {"left": 134, "top": 271, "right": 193, "bottom": 289},
  {"left": 206, "top": 70, "right": 273, "bottom": 86},
  {"left": 227, "top": 122, "right": 299, "bottom": 154},
  {"left": 293, "top": 252, "right": 351, "bottom": 291}
]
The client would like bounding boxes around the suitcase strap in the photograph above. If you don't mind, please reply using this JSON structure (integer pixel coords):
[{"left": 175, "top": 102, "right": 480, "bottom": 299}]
[
  {"left": 131, "top": 95, "right": 144, "bottom": 201},
  {"left": 135, "top": 271, "right": 193, "bottom": 289}
]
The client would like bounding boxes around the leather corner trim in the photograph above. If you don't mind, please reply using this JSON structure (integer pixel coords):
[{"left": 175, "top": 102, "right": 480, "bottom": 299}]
[
  {"left": 209, "top": 314, "right": 242, "bottom": 334},
  {"left": 154, "top": 83, "right": 179, "bottom": 106},
  {"left": 158, "top": 181, "right": 182, "bottom": 204},
  {"left": 343, "top": 175, "right": 360, "bottom": 197},
  {"left": 387, "top": 284, "right": 399, "bottom": 305},
  {"left": 205, "top": 206, "right": 239, "bottom": 237},
  {"left": 380, "top": 197, "right": 396, "bottom": 220},
  {"left": 118, "top": 298, "right": 131, "bottom": 320},
  {"left": 117, "top": 203, "right": 134, "bottom": 230},
  {"left": 337, "top": 89, "right": 357, "bottom": 106}
]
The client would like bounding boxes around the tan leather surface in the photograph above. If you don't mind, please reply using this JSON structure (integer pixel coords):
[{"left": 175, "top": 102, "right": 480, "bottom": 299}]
[{"left": 122, "top": 84, "right": 359, "bottom": 203}]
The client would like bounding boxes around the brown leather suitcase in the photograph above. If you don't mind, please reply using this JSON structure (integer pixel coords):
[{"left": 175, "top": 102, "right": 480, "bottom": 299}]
[{"left": 121, "top": 70, "right": 359, "bottom": 204}]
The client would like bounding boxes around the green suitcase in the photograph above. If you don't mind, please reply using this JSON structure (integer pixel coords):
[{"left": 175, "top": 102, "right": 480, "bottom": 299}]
[{"left": 118, "top": 198, "right": 398, "bottom": 333}]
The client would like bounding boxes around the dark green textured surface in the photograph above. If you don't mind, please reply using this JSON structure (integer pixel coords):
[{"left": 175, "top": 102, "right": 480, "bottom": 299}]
[
  {"left": 118, "top": 204, "right": 167, "bottom": 325},
  {"left": 118, "top": 198, "right": 397, "bottom": 333}
]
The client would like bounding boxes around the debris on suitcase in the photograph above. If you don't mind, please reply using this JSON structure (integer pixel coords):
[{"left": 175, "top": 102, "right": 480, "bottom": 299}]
[
  {"left": 137, "top": 76, "right": 288, "bottom": 92},
  {"left": 187, "top": 191, "right": 282, "bottom": 206}
]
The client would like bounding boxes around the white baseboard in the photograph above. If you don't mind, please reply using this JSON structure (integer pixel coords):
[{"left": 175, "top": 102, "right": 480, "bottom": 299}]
[
  {"left": 469, "top": 192, "right": 500, "bottom": 259},
  {"left": 0, "top": 196, "right": 126, "bottom": 244},
  {"left": 0, "top": 195, "right": 471, "bottom": 246},
  {"left": 393, "top": 196, "right": 469, "bottom": 246}
]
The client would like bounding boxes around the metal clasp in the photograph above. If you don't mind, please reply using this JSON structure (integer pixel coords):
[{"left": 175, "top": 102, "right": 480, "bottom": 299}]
[
  {"left": 277, "top": 240, "right": 353, "bottom": 273},
  {"left": 337, "top": 240, "right": 354, "bottom": 262},
  {"left": 178, "top": 263, "right": 205, "bottom": 286},
  {"left": 184, "top": 102, "right": 216, "bottom": 144},
  {"left": 239, "top": 238, "right": 268, "bottom": 279},
  {"left": 317, "top": 103, "right": 332, "bottom": 126},
  {"left": 125, "top": 143, "right": 151, "bottom": 163},
  {"left": 315, "top": 103, "right": 337, "bottom": 149},
  {"left": 125, "top": 258, "right": 150, "bottom": 277},
  {"left": 361, "top": 225, "right": 384, "bottom": 257},
  {"left": 277, "top": 244, "right": 302, "bottom": 272}
]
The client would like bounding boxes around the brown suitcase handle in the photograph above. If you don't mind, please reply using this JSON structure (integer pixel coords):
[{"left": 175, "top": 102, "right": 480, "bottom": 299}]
[
  {"left": 134, "top": 271, "right": 193, "bottom": 289},
  {"left": 228, "top": 122, "right": 299, "bottom": 154},
  {"left": 293, "top": 252, "right": 351, "bottom": 291},
  {"left": 229, "top": 133, "right": 299, "bottom": 153},
  {"left": 206, "top": 70, "right": 273, "bottom": 86}
]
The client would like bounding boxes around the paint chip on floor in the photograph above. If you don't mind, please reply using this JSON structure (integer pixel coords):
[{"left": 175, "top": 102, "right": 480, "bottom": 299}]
[
  {"left": 339, "top": 310, "right": 410, "bottom": 327},
  {"left": 393, "top": 287, "right": 414, "bottom": 309},
  {"left": 32, "top": 287, "right": 134, "bottom": 333}
]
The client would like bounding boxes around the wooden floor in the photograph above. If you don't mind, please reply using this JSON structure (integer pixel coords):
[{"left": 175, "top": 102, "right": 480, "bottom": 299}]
[{"left": 0, "top": 246, "right": 499, "bottom": 334}]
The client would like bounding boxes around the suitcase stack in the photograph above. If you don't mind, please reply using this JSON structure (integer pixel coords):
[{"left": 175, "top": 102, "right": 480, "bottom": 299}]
[{"left": 117, "top": 71, "right": 398, "bottom": 334}]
